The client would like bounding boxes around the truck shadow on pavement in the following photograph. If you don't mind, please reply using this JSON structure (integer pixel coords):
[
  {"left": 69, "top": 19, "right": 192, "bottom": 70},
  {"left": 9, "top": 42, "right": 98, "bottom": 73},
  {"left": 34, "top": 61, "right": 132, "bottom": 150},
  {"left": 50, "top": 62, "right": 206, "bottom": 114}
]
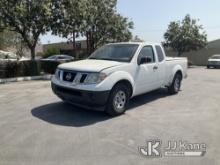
[{"left": 31, "top": 88, "right": 170, "bottom": 127}]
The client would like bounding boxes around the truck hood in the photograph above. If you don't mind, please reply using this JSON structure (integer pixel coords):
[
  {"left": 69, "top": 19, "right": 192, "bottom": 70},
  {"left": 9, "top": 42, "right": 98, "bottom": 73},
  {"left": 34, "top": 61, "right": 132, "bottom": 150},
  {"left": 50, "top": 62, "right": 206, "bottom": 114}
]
[{"left": 58, "top": 59, "right": 123, "bottom": 72}]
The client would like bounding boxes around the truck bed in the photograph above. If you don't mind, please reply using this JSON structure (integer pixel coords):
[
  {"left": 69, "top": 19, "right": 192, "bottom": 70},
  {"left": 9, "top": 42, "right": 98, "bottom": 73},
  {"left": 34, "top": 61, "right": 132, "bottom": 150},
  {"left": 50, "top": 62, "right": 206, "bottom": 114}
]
[
  {"left": 166, "top": 57, "right": 187, "bottom": 61},
  {"left": 162, "top": 57, "right": 188, "bottom": 86}
]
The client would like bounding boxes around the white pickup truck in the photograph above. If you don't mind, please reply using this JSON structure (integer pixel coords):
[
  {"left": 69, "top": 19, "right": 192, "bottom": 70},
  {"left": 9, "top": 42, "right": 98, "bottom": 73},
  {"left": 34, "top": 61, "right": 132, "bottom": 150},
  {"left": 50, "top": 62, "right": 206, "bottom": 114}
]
[{"left": 51, "top": 42, "right": 187, "bottom": 116}]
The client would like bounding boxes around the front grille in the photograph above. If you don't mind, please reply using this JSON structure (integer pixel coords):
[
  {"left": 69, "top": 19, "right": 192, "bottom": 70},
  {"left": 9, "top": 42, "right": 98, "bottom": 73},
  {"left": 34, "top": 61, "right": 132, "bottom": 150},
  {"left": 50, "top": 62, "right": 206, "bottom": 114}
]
[
  {"left": 60, "top": 70, "right": 87, "bottom": 84},
  {"left": 80, "top": 74, "right": 87, "bottom": 83},
  {"left": 63, "top": 72, "right": 76, "bottom": 82}
]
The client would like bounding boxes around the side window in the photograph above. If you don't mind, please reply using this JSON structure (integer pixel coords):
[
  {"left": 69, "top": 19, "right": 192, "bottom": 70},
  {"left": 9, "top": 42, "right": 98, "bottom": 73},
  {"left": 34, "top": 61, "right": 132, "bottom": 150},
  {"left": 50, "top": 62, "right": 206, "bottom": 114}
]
[
  {"left": 138, "top": 46, "right": 155, "bottom": 64},
  {"left": 58, "top": 56, "right": 67, "bottom": 59},
  {"left": 156, "top": 45, "right": 165, "bottom": 62}
]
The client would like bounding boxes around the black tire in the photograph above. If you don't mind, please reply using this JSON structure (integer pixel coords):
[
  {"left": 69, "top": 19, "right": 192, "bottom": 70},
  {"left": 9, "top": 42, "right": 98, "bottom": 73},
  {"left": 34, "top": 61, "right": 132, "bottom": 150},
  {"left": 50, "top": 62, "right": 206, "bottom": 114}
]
[
  {"left": 168, "top": 73, "right": 182, "bottom": 95},
  {"left": 105, "top": 83, "right": 130, "bottom": 116},
  {"left": 207, "top": 65, "right": 210, "bottom": 69}
]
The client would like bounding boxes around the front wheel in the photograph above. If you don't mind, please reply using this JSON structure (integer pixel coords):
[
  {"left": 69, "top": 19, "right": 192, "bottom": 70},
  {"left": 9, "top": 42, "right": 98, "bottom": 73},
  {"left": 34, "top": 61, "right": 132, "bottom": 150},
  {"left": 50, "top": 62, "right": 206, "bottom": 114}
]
[
  {"left": 168, "top": 73, "right": 182, "bottom": 95},
  {"left": 105, "top": 84, "right": 130, "bottom": 116}
]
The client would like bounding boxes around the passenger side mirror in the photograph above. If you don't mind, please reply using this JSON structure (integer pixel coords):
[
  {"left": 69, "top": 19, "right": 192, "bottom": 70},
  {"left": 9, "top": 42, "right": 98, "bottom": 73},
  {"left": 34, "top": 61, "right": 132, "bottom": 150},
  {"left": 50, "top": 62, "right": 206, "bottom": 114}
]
[{"left": 138, "top": 57, "right": 152, "bottom": 65}]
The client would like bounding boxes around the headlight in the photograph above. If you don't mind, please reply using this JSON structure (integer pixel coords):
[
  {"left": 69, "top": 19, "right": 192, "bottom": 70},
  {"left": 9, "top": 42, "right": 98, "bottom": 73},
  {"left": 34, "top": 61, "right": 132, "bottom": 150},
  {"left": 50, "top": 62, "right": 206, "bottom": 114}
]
[
  {"left": 84, "top": 72, "right": 107, "bottom": 84},
  {"left": 55, "top": 68, "right": 60, "bottom": 80}
]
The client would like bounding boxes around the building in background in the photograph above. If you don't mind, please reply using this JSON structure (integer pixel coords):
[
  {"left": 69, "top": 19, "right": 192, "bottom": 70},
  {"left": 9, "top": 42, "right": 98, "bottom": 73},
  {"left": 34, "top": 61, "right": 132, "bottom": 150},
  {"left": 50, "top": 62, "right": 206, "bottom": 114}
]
[{"left": 166, "top": 39, "right": 220, "bottom": 66}]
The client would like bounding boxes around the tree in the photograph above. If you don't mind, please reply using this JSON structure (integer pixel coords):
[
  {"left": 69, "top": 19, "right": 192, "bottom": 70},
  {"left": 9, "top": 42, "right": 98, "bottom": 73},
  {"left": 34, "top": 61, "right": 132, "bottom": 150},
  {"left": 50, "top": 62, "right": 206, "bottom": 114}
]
[
  {"left": 164, "top": 14, "right": 207, "bottom": 56},
  {"left": 51, "top": 0, "right": 86, "bottom": 56},
  {"left": 0, "top": 30, "right": 16, "bottom": 50},
  {"left": 83, "top": 0, "right": 133, "bottom": 52},
  {"left": 0, "top": 0, "right": 56, "bottom": 60},
  {"left": 53, "top": 0, "right": 134, "bottom": 54}
]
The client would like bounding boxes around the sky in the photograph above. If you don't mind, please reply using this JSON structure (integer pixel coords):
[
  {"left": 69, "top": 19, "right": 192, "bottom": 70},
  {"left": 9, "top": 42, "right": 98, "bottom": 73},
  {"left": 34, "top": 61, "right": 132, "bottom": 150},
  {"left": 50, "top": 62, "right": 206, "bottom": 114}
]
[{"left": 40, "top": 0, "right": 220, "bottom": 44}]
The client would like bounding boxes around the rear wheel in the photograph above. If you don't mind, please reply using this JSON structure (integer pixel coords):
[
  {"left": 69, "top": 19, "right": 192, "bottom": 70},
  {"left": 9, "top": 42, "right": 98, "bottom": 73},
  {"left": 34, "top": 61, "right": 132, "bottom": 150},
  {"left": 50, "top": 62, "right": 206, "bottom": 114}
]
[
  {"left": 105, "top": 84, "right": 130, "bottom": 116},
  {"left": 168, "top": 73, "right": 182, "bottom": 95}
]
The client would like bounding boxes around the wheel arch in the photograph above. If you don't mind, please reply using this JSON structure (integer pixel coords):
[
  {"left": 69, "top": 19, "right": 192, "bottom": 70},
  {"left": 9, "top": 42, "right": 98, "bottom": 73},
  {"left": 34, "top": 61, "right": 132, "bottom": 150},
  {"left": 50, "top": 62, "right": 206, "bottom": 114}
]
[
  {"left": 175, "top": 70, "right": 183, "bottom": 80},
  {"left": 112, "top": 79, "right": 133, "bottom": 98},
  {"left": 170, "top": 65, "right": 183, "bottom": 83}
]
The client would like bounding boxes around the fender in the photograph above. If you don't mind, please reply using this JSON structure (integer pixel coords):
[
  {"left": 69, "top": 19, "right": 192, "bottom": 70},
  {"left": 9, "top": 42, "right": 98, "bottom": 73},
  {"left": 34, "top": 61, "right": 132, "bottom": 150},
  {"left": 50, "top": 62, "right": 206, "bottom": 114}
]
[
  {"left": 108, "top": 71, "right": 135, "bottom": 94},
  {"left": 169, "top": 64, "right": 183, "bottom": 84}
]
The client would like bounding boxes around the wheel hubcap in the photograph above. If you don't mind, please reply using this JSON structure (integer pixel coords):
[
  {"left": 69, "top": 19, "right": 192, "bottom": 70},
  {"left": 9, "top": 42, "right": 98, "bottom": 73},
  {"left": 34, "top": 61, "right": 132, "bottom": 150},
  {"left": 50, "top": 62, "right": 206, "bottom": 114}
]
[{"left": 113, "top": 90, "right": 126, "bottom": 112}]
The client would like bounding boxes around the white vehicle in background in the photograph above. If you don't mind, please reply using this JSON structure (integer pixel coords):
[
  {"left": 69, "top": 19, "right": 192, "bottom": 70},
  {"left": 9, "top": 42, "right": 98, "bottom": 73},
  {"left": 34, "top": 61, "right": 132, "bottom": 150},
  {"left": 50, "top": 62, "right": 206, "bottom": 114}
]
[
  {"left": 19, "top": 56, "right": 30, "bottom": 61},
  {"left": 51, "top": 42, "right": 187, "bottom": 116},
  {"left": 207, "top": 55, "right": 220, "bottom": 68},
  {"left": 0, "top": 50, "right": 17, "bottom": 61},
  {"left": 41, "top": 55, "right": 74, "bottom": 62}
]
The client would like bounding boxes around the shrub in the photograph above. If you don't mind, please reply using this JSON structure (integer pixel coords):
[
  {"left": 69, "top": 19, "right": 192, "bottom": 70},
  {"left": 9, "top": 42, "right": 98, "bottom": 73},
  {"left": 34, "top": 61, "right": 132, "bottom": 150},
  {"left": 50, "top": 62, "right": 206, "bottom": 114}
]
[
  {"left": 0, "top": 61, "right": 17, "bottom": 78},
  {"left": 19, "top": 60, "right": 40, "bottom": 76},
  {"left": 40, "top": 60, "right": 61, "bottom": 74},
  {"left": 0, "top": 60, "right": 64, "bottom": 78},
  {"left": 0, "top": 60, "right": 40, "bottom": 78}
]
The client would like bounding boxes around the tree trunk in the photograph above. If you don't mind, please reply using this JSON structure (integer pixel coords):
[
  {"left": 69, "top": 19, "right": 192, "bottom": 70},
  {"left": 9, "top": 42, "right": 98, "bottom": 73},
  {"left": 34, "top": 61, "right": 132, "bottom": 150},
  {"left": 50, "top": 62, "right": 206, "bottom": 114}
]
[
  {"left": 30, "top": 46, "right": 35, "bottom": 60},
  {"left": 86, "top": 32, "right": 89, "bottom": 54},
  {"left": 72, "top": 31, "right": 76, "bottom": 57},
  {"left": 90, "top": 32, "right": 95, "bottom": 52},
  {"left": 86, "top": 31, "right": 92, "bottom": 54}
]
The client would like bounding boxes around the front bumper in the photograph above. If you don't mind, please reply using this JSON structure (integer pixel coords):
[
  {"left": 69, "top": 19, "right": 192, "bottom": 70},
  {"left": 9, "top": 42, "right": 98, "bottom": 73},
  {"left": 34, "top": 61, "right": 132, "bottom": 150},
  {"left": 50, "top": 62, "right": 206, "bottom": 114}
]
[
  {"left": 207, "top": 64, "right": 220, "bottom": 68},
  {"left": 51, "top": 82, "right": 110, "bottom": 111}
]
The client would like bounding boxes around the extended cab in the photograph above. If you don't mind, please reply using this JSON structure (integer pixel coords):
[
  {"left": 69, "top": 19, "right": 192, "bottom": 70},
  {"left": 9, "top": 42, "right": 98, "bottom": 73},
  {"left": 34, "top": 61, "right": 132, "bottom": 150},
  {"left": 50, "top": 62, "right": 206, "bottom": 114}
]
[{"left": 51, "top": 42, "right": 187, "bottom": 116}]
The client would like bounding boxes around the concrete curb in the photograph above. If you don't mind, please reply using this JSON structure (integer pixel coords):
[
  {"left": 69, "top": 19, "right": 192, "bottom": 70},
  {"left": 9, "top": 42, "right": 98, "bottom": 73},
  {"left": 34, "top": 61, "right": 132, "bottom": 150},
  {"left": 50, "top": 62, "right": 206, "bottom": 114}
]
[{"left": 0, "top": 75, "right": 53, "bottom": 84}]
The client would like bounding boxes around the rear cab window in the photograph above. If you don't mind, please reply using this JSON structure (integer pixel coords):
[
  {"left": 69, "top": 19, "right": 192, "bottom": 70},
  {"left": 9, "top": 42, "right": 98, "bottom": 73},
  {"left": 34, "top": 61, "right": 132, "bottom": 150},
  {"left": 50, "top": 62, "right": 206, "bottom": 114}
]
[{"left": 155, "top": 45, "right": 165, "bottom": 62}]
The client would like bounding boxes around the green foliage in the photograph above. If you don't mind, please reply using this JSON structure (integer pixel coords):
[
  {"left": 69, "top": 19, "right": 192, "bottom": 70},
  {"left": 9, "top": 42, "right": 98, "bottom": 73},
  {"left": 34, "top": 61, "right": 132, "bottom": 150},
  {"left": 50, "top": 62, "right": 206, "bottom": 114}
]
[
  {"left": 164, "top": 14, "right": 207, "bottom": 56},
  {"left": 43, "top": 46, "right": 60, "bottom": 58},
  {"left": 83, "top": 0, "right": 133, "bottom": 49},
  {"left": 0, "top": 30, "right": 15, "bottom": 50},
  {"left": 90, "top": 13, "right": 134, "bottom": 48},
  {"left": 52, "top": 0, "right": 134, "bottom": 51},
  {"left": 0, "top": 60, "right": 40, "bottom": 78},
  {"left": 0, "top": 0, "right": 54, "bottom": 59}
]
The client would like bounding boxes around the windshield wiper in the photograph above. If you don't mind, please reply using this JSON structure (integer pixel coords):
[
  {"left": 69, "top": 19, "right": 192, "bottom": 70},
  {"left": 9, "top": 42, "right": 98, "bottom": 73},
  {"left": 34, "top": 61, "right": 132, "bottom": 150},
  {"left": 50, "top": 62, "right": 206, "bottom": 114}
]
[
  {"left": 89, "top": 57, "right": 114, "bottom": 61},
  {"left": 89, "top": 57, "right": 127, "bottom": 62}
]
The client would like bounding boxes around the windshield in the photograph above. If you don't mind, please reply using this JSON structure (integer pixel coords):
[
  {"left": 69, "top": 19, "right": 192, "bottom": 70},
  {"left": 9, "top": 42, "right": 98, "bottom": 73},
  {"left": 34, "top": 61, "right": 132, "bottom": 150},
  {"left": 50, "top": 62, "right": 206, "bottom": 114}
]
[
  {"left": 211, "top": 55, "right": 220, "bottom": 59},
  {"left": 88, "top": 44, "right": 139, "bottom": 62},
  {"left": 47, "top": 55, "right": 57, "bottom": 59}
]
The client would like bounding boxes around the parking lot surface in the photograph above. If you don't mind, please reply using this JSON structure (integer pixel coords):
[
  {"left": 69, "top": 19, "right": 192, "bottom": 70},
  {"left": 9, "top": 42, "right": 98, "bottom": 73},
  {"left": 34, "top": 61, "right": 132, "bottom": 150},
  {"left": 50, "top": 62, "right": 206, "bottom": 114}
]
[{"left": 0, "top": 67, "right": 219, "bottom": 165}]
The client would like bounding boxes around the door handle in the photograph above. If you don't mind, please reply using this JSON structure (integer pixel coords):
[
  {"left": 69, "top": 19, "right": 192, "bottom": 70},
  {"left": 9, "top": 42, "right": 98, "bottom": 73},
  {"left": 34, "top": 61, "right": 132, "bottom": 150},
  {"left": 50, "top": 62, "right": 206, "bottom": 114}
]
[{"left": 153, "top": 66, "right": 158, "bottom": 70}]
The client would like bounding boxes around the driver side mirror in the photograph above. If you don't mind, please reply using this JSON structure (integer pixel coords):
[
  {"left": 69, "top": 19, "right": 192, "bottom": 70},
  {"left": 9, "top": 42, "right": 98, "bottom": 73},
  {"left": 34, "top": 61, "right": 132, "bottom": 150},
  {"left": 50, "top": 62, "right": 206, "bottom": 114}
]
[{"left": 138, "top": 56, "right": 152, "bottom": 65}]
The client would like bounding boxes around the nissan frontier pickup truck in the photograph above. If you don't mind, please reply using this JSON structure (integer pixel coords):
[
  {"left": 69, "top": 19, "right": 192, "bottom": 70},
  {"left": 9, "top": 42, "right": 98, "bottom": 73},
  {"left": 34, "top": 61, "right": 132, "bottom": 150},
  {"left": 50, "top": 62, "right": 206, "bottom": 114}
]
[{"left": 51, "top": 42, "right": 187, "bottom": 116}]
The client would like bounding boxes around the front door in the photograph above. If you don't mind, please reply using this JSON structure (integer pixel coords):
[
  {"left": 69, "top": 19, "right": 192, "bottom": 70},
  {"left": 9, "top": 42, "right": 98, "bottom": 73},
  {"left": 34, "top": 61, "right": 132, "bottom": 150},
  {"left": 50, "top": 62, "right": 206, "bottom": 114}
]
[{"left": 134, "top": 46, "right": 159, "bottom": 95}]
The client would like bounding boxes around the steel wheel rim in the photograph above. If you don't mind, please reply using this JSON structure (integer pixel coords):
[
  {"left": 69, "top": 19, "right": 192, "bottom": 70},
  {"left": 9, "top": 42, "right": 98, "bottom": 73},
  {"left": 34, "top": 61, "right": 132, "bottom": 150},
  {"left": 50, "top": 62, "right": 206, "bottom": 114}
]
[{"left": 113, "top": 90, "right": 126, "bottom": 112}]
